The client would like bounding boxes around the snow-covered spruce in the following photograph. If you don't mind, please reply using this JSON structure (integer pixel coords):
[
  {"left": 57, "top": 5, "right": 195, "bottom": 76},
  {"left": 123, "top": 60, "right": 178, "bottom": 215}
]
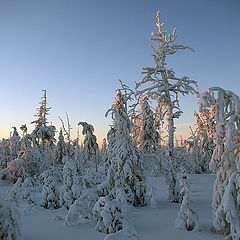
[
  {"left": 102, "top": 90, "right": 151, "bottom": 207},
  {"left": 138, "top": 96, "right": 160, "bottom": 155},
  {"left": 60, "top": 155, "right": 82, "bottom": 209},
  {"left": 0, "top": 178, "right": 22, "bottom": 240},
  {"left": 64, "top": 188, "right": 99, "bottom": 226},
  {"left": 53, "top": 128, "right": 67, "bottom": 166},
  {"left": 101, "top": 138, "right": 109, "bottom": 174},
  {"left": 40, "top": 167, "right": 62, "bottom": 209},
  {"left": 78, "top": 122, "right": 100, "bottom": 171},
  {"left": 222, "top": 153, "right": 240, "bottom": 240},
  {"left": 200, "top": 129, "right": 212, "bottom": 173},
  {"left": 190, "top": 136, "right": 202, "bottom": 174},
  {"left": 176, "top": 168, "right": 199, "bottom": 231},
  {"left": 198, "top": 87, "right": 240, "bottom": 236},
  {"left": 74, "top": 143, "right": 84, "bottom": 175},
  {"left": 92, "top": 197, "right": 140, "bottom": 239},
  {"left": 138, "top": 96, "right": 162, "bottom": 175}
]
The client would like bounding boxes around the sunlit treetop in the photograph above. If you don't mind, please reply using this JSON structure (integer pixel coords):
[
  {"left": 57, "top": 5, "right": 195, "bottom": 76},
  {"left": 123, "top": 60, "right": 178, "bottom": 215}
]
[{"left": 150, "top": 10, "right": 194, "bottom": 67}]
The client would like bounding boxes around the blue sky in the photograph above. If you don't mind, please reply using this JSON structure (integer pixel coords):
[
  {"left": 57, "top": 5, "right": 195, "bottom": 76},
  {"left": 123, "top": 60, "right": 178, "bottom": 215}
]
[{"left": 0, "top": 0, "right": 239, "bottom": 143}]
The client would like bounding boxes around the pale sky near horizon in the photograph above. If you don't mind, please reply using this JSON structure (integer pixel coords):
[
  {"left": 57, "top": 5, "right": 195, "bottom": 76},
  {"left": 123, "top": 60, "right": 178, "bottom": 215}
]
[{"left": 0, "top": 0, "right": 239, "bottom": 145}]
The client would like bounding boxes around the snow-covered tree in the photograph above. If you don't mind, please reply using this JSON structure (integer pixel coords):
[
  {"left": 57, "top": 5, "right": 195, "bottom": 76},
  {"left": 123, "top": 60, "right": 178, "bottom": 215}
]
[
  {"left": 53, "top": 128, "right": 67, "bottom": 166},
  {"left": 31, "top": 90, "right": 55, "bottom": 152},
  {"left": 198, "top": 87, "right": 240, "bottom": 237},
  {"left": 0, "top": 138, "right": 11, "bottom": 169},
  {"left": 137, "top": 95, "right": 162, "bottom": 174},
  {"left": 200, "top": 129, "right": 212, "bottom": 173},
  {"left": 78, "top": 122, "right": 100, "bottom": 171},
  {"left": 58, "top": 112, "right": 74, "bottom": 157},
  {"left": 74, "top": 144, "right": 84, "bottom": 175},
  {"left": 176, "top": 168, "right": 199, "bottom": 231},
  {"left": 222, "top": 153, "right": 240, "bottom": 239},
  {"left": 31, "top": 125, "right": 56, "bottom": 153},
  {"left": 20, "top": 124, "right": 27, "bottom": 137},
  {"left": 0, "top": 178, "right": 22, "bottom": 240},
  {"left": 31, "top": 90, "right": 51, "bottom": 127},
  {"left": 191, "top": 136, "right": 202, "bottom": 174},
  {"left": 139, "top": 96, "right": 160, "bottom": 154},
  {"left": 135, "top": 11, "right": 198, "bottom": 202},
  {"left": 10, "top": 127, "right": 21, "bottom": 160},
  {"left": 101, "top": 138, "right": 108, "bottom": 157},
  {"left": 20, "top": 177, "right": 38, "bottom": 204},
  {"left": 40, "top": 167, "right": 62, "bottom": 209},
  {"left": 60, "top": 156, "right": 82, "bottom": 209},
  {"left": 102, "top": 90, "right": 151, "bottom": 207},
  {"left": 194, "top": 110, "right": 215, "bottom": 172},
  {"left": 101, "top": 138, "right": 108, "bottom": 169}
]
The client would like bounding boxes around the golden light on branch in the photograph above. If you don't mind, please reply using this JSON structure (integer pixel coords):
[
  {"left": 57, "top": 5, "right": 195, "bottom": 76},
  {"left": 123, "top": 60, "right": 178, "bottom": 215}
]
[{"left": 150, "top": 10, "right": 177, "bottom": 46}]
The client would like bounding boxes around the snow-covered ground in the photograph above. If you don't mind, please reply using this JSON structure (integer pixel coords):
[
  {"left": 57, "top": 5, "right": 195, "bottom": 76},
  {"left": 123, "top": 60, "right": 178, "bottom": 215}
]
[{"left": 0, "top": 174, "right": 225, "bottom": 240}]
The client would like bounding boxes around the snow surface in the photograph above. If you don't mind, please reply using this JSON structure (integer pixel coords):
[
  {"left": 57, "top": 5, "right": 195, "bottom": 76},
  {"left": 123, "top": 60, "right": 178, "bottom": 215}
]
[{"left": 0, "top": 174, "right": 225, "bottom": 240}]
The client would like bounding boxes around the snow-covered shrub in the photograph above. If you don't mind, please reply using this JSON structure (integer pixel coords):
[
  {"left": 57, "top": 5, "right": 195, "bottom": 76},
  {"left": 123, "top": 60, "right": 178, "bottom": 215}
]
[
  {"left": 20, "top": 177, "right": 40, "bottom": 204},
  {"left": 64, "top": 188, "right": 99, "bottom": 226},
  {"left": 0, "top": 178, "right": 22, "bottom": 240},
  {"left": 176, "top": 190, "right": 199, "bottom": 231},
  {"left": 176, "top": 169, "right": 199, "bottom": 231},
  {"left": 40, "top": 167, "right": 62, "bottom": 209},
  {"left": 60, "top": 156, "right": 82, "bottom": 209},
  {"left": 2, "top": 146, "right": 47, "bottom": 183},
  {"left": 93, "top": 197, "right": 127, "bottom": 234}
]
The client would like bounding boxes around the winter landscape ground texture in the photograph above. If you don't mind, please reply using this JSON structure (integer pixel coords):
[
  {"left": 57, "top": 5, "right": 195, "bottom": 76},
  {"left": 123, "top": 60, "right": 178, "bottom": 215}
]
[{"left": 0, "top": 174, "right": 225, "bottom": 240}]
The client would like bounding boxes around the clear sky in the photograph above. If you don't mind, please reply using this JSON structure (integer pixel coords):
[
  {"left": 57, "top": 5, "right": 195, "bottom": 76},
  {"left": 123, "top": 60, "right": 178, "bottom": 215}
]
[{"left": 0, "top": 0, "right": 239, "bottom": 144}]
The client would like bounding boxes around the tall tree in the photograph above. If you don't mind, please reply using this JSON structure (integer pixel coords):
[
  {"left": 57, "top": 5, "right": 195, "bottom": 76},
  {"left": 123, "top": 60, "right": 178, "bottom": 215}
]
[
  {"left": 199, "top": 87, "right": 240, "bottom": 239},
  {"left": 135, "top": 11, "right": 198, "bottom": 202}
]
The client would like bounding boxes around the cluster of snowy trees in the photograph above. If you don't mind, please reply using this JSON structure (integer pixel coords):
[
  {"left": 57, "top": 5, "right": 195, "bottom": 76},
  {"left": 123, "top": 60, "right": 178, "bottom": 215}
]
[{"left": 0, "top": 11, "right": 239, "bottom": 240}]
